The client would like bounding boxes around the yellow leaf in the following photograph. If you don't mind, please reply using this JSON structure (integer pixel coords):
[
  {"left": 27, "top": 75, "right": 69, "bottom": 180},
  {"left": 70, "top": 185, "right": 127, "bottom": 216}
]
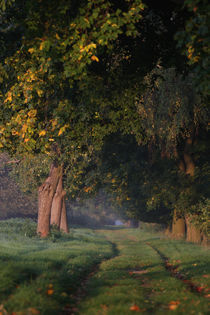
[
  {"left": 55, "top": 33, "right": 60, "bottom": 40},
  {"left": 24, "top": 138, "right": 30, "bottom": 143},
  {"left": 91, "top": 55, "right": 99, "bottom": 62},
  {"left": 39, "top": 41, "right": 45, "bottom": 51},
  {"left": 39, "top": 130, "right": 46, "bottom": 137},
  {"left": 58, "top": 124, "right": 69, "bottom": 136},
  {"left": 37, "top": 89, "right": 43, "bottom": 97},
  {"left": 4, "top": 91, "right": 12, "bottom": 103},
  {"left": 28, "top": 109, "right": 37, "bottom": 118},
  {"left": 22, "top": 124, "right": 28, "bottom": 133},
  {"left": 28, "top": 48, "right": 35, "bottom": 54}
]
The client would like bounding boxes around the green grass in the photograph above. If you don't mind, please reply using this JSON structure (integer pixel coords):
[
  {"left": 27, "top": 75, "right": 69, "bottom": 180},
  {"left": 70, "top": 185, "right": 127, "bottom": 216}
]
[
  {"left": 0, "top": 219, "right": 113, "bottom": 314},
  {"left": 0, "top": 220, "right": 209, "bottom": 314},
  {"left": 78, "top": 228, "right": 210, "bottom": 315}
]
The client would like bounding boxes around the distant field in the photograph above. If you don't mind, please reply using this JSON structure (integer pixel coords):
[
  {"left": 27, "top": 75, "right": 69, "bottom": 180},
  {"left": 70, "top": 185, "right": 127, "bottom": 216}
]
[{"left": 0, "top": 219, "right": 209, "bottom": 314}]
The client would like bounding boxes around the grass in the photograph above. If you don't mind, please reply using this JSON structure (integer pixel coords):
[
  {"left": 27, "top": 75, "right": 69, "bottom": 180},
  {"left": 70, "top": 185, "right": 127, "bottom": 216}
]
[
  {"left": 78, "top": 228, "right": 210, "bottom": 315},
  {"left": 0, "top": 219, "right": 114, "bottom": 314},
  {"left": 0, "top": 220, "right": 209, "bottom": 314}
]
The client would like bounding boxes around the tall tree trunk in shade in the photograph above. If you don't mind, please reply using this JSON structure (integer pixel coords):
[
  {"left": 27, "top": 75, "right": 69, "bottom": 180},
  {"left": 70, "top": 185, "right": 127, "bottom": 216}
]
[
  {"left": 172, "top": 135, "right": 197, "bottom": 241},
  {"left": 37, "top": 162, "right": 61, "bottom": 237},
  {"left": 50, "top": 168, "right": 64, "bottom": 227},
  {"left": 185, "top": 215, "right": 202, "bottom": 244},
  {"left": 183, "top": 137, "right": 195, "bottom": 177},
  {"left": 60, "top": 198, "right": 69, "bottom": 233},
  {"left": 172, "top": 210, "right": 185, "bottom": 239}
]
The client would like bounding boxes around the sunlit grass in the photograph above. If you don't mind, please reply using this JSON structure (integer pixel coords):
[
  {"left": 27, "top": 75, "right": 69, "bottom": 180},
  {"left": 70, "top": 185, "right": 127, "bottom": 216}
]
[
  {"left": 0, "top": 219, "right": 113, "bottom": 314},
  {"left": 78, "top": 228, "right": 210, "bottom": 315},
  {"left": 0, "top": 220, "right": 209, "bottom": 314}
]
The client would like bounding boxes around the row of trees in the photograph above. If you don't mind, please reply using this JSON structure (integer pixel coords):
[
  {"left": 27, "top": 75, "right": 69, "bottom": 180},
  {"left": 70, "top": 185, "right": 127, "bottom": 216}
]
[{"left": 0, "top": 0, "right": 209, "bottom": 242}]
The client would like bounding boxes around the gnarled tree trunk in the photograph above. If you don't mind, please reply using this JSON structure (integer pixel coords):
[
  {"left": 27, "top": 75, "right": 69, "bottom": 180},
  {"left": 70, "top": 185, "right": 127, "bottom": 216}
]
[
  {"left": 60, "top": 198, "right": 69, "bottom": 233},
  {"left": 37, "top": 162, "right": 61, "bottom": 237},
  {"left": 50, "top": 167, "right": 64, "bottom": 227}
]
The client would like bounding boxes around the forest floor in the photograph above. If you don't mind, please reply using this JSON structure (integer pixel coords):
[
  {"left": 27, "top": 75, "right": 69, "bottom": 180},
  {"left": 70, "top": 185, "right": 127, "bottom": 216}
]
[{"left": 0, "top": 219, "right": 209, "bottom": 315}]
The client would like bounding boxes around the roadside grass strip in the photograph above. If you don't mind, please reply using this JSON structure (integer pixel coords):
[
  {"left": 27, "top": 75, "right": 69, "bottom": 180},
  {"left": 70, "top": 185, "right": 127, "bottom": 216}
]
[
  {"left": 78, "top": 228, "right": 210, "bottom": 314},
  {"left": 0, "top": 219, "right": 113, "bottom": 315}
]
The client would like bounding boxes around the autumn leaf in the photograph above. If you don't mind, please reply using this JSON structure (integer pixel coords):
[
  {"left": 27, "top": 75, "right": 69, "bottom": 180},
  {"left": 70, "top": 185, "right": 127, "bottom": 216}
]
[
  {"left": 28, "top": 48, "right": 35, "bottom": 54},
  {"left": 58, "top": 124, "right": 69, "bottom": 136},
  {"left": 168, "top": 301, "right": 180, "bottom": 310},
  {"left": 4, "top": 91, "right": 12, "bottom": 103},
  {"left": 91, "top": 55, "right": 99, "bottom": 62},
  {"left": 130, "top": 304, "right": 141, "bottom": 311},
  {"left": 196, "top": 286, "right": 204, "bottom": 293},
  {"left": 84, "top": 186, "right": 92, "bottom": 193},
  {"left": 47, "top": 289, "right": 54, "bottom": 295},
  {"left": 39, "top": 130, "right": 46, "bottom": 137}
]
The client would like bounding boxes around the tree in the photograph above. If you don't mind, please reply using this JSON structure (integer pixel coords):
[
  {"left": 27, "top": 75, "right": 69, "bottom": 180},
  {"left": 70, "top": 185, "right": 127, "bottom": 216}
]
[
  {"left": 135, "top": 67, "right": 209, "bottom": 241},
  {"left": 175, "top": 0, "right": 210, "bottom": 97},
  {"left": 0, "top": 0, "right": 145, "bottom": 236}
]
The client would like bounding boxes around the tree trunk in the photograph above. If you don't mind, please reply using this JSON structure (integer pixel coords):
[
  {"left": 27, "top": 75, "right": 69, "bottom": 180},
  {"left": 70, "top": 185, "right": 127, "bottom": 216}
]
[
  {"left": 50, "top": 168, "right": 64, "bottom": 227},
  {"left": 186, "top": 215, "right": 202, "bottom": 244},
  {"left": 37, "top": 162, "right": 61, "bottom": 237},
  {"left": 60, "top": 198, "right": 69, "bottom": 233},
  {"left": 183, "top": 137, "right": 195, "bottom": 176},
  {"left": 201, "top": 233, "right": 208, "bottom": 246},
  {"left": 172, "top": 210, "right": 185, "bottom": 239},
  {"left": 173, "top": 147, "right": 186, "bottom": 173}
]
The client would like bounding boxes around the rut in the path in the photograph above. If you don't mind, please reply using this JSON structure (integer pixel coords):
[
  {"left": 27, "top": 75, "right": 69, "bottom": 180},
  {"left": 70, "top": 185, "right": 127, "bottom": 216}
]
[
  {"left": 146, "top": 242, "right": 208, "bottom": 296},
  {"left": 62, "top": 242, "right": 119, "bottom": 315}
]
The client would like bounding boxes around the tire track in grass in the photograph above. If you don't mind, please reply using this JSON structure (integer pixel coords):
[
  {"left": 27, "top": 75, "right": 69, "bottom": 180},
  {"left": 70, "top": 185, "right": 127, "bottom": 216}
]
[
  {"left": 63, "top": 242, "right": 119, "bottom": 315},
  {"left": 146, "top": 242, "right": 209, "bottom": 297},
  {"left": 76, "top": 230, "right": 168, "bottom": 314},
  {"left": 70, "top": 230, "right": 209, "bottom": 314}
]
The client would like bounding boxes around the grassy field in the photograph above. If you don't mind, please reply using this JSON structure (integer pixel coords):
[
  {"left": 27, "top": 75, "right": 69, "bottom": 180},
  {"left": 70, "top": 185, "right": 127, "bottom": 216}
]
[{"left": 0, "top": 219, "right": 209, "bottom": 314}]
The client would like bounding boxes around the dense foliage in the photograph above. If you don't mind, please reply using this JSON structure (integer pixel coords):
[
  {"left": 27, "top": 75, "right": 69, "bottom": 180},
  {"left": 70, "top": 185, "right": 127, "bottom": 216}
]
[{"left": 0, "top": 0, "right": 209, "bottom": 237}]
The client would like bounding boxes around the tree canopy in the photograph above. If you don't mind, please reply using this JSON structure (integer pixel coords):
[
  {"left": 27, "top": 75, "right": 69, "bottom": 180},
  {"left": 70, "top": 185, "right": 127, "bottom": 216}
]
[{"left": 0, "top": 0, "right": 209, "bottom": 240}]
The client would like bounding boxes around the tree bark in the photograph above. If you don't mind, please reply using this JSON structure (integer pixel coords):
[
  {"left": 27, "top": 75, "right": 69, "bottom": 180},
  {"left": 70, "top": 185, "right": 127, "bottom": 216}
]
[
  {"left": 172, "top": 210, "right": 185, "bottom": 239},
  {"left": 183, "top": 137, "right": 195, "bottom": 176},
  {"left": 60, "top": 198, "right": 69, "bottom": 233},
  {"left": 186, "top": 215, "right": 202, "bottom": 244},
  {"left": 50, "top": 168, "right": 64, "bottom": 227},
  {"left": 37, "top": 162, "right": 61, "bottom": 237}
]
